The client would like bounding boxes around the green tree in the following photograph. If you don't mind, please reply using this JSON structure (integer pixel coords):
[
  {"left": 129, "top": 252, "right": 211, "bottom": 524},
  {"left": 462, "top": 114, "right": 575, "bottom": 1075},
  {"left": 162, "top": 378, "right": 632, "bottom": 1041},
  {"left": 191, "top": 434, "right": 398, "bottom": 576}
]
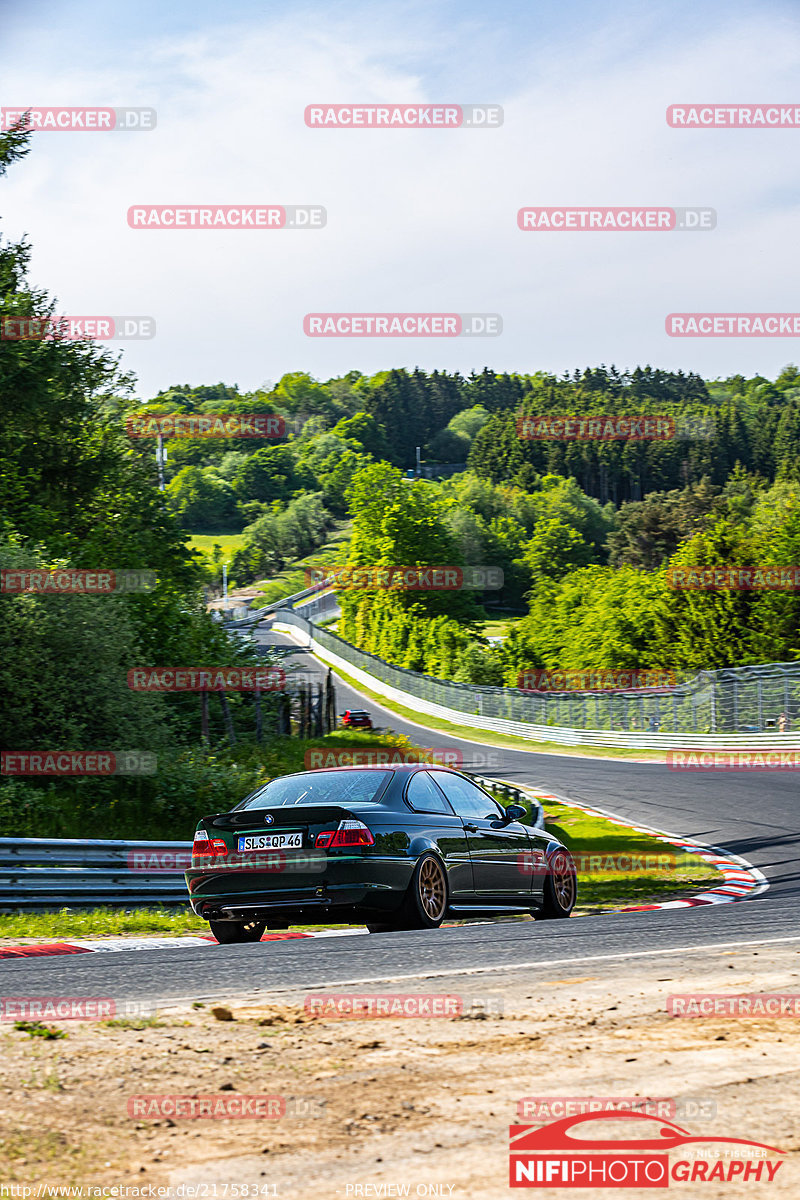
[
  {"left": 165, "top": 466, "right": 239, "bottom": 530},
  {"left": 523, "top": 518, "right": 587, "bottom": 582},
  {"left": 607, "top": 479, "right": 719, "bottom": 569},
  {"left": 331, "top": 412, "right": 389, "bottom": 459},
  {"left": 233, "top": 445, "right": 307, "bottom": 503},
  {"left": 468, "top": 413, "right": 525, "bottom": 482}
]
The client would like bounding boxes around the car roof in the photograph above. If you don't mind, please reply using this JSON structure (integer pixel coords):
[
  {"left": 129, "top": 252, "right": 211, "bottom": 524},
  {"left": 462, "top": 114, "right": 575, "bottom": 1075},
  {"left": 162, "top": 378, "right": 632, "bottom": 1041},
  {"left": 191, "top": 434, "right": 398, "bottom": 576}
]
[{"left": 284, "top": 763, "right": 459, "bottom": 775}]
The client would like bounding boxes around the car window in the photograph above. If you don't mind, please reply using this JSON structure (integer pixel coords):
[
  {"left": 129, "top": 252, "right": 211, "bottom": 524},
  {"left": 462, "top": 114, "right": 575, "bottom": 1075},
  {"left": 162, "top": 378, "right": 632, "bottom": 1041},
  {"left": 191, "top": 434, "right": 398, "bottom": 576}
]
[
  {"left": 405, "top": 771, "right": 452, "bottom": 814},
  {"left": 237, "top": 770, "right": 391, "bottom": 809},
  {"left": 429, "top": 772, "right": 504, "bottom": 820}
]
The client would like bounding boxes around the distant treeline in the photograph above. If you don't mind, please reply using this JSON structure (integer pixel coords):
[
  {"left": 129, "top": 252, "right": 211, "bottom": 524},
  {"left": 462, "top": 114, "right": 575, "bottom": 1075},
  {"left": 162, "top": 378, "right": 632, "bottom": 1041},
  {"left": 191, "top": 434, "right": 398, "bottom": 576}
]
[{"left": 466, "top": 365, "right": 800, "bottom": 504}]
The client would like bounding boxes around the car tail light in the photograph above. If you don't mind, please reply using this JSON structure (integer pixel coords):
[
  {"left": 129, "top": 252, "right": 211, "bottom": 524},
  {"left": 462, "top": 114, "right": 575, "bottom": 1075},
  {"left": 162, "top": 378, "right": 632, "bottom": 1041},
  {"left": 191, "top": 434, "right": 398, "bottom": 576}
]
[
  {"left": 192, "top": 830, "right": 228, "bottom": 858},
  {"left": 315, "top": 819, "right": 375, "bottom": 849}
]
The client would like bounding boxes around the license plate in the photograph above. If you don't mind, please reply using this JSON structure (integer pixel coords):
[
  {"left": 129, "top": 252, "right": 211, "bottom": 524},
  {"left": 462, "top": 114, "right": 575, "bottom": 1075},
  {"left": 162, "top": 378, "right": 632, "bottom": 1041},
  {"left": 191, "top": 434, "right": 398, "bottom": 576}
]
[{"left": 237, "top": 832, "right": 302, "bottom": 852}]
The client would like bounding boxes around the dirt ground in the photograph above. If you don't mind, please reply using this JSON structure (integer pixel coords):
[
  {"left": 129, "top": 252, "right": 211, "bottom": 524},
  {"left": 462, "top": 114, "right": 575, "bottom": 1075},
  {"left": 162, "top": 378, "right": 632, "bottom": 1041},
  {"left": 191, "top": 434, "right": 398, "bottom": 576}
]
[{"left": 1, "top": 942, "right": 799, "bottom": 1197}]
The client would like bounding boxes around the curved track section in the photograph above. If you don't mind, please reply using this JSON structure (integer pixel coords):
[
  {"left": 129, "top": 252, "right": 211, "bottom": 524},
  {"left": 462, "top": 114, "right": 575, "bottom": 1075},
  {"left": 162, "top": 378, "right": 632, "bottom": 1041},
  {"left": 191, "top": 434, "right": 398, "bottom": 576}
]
[{"left": 4, "top": 625, "right": 799, "bottom": 999}]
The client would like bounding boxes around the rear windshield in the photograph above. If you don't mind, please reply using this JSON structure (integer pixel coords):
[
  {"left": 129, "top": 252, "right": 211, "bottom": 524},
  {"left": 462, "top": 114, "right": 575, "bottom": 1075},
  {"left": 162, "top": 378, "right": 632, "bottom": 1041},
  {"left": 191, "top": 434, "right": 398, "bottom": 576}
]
[{"left": 237, "top": 770, "right": 391, "bottom": 810}]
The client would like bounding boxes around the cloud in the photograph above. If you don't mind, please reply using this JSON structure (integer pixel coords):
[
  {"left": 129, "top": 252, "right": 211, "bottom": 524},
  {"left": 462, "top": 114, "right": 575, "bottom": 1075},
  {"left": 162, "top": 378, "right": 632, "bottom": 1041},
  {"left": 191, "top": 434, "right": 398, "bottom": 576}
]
[{"left": 2, "top": 2, "right": 800, "bottom": 395}]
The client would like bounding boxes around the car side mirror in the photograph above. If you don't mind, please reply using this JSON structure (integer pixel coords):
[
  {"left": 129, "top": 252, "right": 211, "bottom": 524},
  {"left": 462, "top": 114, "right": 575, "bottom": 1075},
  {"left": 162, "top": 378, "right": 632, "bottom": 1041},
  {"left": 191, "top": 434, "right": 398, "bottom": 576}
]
[{"left": 504, "top": 803, "right": 527, "bottom": 822}]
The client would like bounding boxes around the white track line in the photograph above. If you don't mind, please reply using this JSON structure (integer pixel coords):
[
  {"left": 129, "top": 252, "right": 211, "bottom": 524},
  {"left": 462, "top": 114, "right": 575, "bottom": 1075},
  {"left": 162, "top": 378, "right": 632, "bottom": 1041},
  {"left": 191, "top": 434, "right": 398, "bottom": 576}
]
[{"left": 156, "top": 934, "right": 800, "bottom": 1004}]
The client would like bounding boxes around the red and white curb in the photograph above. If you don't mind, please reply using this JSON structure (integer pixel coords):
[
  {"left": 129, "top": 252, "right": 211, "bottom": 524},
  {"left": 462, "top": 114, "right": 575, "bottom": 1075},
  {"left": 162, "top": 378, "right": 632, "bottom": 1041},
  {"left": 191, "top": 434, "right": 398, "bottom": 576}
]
[
  {"left": 0, "top": 928, "right": 367, "bottom": 960},
  {"left": 0, "top": 791, "right": 767, "bottom": 960},
  {"left": 527, "top": 789, "right": 768, "bottom": 912}
]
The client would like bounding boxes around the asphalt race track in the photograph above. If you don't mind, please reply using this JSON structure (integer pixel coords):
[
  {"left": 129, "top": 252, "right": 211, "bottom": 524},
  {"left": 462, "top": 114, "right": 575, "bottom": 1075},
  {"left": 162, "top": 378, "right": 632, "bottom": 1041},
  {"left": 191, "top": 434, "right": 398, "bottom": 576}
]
[{"left": 4, "top": 625, "right": 799, "bottom": 1001}]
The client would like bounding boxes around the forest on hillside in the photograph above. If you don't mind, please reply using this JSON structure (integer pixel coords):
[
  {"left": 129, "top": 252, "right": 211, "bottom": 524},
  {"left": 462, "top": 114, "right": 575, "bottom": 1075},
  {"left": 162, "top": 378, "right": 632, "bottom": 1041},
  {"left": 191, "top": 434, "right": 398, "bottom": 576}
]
[{"left": 5, "top": 120, "right": 800, "bottom": 760}]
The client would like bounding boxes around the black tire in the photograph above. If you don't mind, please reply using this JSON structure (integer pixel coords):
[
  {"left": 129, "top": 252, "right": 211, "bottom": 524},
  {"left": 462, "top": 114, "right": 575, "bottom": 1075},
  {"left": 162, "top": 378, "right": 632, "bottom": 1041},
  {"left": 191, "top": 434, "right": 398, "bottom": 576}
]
[
  {"left": 208, "top": 918, "right": 267, "bottom": 944},
  {"left": 536, "top": 847, "right": 577, "bottom": 919},
  {"left": 379, "top": 852, "right": 449, "bottom": 931}
]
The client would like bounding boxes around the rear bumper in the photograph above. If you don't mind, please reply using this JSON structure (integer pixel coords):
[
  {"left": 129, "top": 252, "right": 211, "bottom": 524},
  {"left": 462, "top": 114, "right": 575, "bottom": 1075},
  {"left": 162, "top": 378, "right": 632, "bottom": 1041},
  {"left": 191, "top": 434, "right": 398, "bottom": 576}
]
[{"left": 185, "top": 855, "right": 408, "bottom": 921}]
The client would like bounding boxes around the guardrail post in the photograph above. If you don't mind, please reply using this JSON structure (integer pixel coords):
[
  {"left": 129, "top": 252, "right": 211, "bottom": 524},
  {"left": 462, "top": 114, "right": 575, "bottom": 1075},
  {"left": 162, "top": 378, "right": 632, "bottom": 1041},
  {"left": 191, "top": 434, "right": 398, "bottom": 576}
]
[{"left": 733, "top": 679, "right": 739, "bottom": 731}]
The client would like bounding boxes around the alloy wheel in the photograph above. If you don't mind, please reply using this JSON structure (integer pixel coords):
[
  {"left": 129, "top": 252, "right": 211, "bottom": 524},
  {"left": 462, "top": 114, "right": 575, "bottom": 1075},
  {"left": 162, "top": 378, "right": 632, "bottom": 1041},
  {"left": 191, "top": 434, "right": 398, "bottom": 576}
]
[
  {"left": 418, "top": 856, "right": 447, "bottom": 920},
  {"left": 552, "top": 851, "right": 576, "bottom": 911}
]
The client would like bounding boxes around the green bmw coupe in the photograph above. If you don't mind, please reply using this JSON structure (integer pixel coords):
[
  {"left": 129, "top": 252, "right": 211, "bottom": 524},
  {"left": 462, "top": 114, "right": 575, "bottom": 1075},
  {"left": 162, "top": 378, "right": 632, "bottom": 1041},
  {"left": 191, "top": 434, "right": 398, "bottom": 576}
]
[{"left": 185, "top": 764, "right": 576, "bottom": 943}]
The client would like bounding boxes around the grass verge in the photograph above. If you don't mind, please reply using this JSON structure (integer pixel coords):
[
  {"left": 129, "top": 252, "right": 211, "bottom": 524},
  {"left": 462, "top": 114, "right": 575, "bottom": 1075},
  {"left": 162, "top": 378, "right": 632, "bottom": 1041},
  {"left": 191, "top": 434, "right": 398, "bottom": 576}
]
[
  {"left": 478, "top": 616, "right": 522, "bottom": 639},
  {"left": 538, "top": 796, "right": 719, "bottom": 910},
  {"left": 250, "top": 522, "right": 351, "bottom": 606},
  {"left": 186, "top": 531, "right": 247, "bottom": 563}
]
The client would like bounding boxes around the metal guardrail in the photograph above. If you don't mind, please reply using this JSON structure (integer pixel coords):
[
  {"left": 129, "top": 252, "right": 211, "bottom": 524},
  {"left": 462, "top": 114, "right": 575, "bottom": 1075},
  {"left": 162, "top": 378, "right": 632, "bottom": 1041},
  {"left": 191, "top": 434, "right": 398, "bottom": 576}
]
[
  {"left": 469, "top": 778, "right": 545, "bottom": 828},
  {"left": 215, "top": 577, "right": 797, "bottom": 743},
  {"left": 222, "top": 578, "right": 338, "bottom": 629},
  {"left": 274, "top": 608, "right": 800, "bottom": 747},
  {"left": 1, "top": 778, "right": 543, "bottom": 909},
  {"left": 227, "top": 579, "right": 800, "bottom": 737},
  {"left": 0, "top": 839, "right": 191, "bottom": 910}
]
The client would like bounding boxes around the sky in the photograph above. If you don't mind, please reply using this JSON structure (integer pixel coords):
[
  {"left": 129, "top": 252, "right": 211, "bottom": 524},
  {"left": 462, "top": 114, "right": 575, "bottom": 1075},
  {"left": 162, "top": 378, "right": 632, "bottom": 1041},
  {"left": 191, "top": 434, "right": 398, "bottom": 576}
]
[{"left": 2, "top": 0, "right": 800, "bottom": 399}]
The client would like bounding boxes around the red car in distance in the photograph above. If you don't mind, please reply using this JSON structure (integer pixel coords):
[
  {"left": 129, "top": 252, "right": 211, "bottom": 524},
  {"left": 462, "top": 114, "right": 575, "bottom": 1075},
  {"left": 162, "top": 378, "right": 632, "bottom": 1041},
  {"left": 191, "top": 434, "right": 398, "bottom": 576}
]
[{"left": 341, "top": 709, "right": 373, "bottom": 730}]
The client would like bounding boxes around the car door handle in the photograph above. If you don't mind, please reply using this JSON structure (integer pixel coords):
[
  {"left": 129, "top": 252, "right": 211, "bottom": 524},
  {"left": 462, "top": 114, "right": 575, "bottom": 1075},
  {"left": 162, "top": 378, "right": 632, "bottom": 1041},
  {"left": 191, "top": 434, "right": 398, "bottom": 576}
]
[{"left": 463, "top": 823, "right": 478, "bottom": 832}]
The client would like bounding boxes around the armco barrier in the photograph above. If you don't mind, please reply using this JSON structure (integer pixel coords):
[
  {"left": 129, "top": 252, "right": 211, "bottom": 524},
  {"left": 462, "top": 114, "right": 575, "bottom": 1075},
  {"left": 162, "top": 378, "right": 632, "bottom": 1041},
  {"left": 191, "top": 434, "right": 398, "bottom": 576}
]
[
  {"left": 272, "top": 609, "right": 800, "bottom": 749},
  {"left": 223, "top": 578, "right": 339, "bottom": 629},
  {"left": 0, "top": 772, "right": 541, "bottom": 909},
  {"left": 0, "top": 839, "right": 191, "bottom": 910}
]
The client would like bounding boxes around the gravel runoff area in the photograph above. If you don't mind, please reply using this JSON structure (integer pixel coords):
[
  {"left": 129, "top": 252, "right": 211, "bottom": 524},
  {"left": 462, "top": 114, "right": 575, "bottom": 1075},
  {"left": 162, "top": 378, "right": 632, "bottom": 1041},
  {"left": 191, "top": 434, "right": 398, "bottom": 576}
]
[{"left": 1, "top": 939, "right": 798, "bottom": 1197}]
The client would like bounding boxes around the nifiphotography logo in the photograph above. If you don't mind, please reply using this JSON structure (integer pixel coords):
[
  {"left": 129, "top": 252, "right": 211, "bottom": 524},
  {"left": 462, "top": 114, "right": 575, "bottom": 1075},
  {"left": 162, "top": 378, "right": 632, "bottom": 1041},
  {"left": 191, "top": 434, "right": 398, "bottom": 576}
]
[{"left": 508, "top": 1111, "right": 784, "bottom": 1187}]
